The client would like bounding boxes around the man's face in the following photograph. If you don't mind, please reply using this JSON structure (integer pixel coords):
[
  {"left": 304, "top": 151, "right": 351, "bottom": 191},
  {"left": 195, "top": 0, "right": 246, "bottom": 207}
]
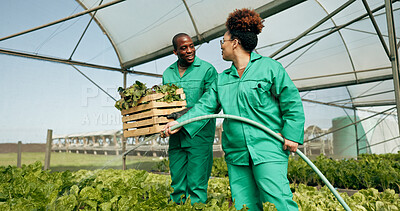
[{"left": 174, "top": 35, "right": 195, "bottom": 67}]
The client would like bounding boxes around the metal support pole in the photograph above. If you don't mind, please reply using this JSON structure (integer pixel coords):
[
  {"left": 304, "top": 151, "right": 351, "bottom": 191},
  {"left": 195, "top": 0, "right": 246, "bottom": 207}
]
[
  {"left": 123, "top": 70, "right": 127, "bottom": 89},
  {"left": 122, "top": 136, "right": 127, "bottom": 170},
  {"left": 122, "top": 70, "right": 127, "bottom": 170},
  {"left": 44, "top": 129, "right": 53, "bottom": 170},
  {"left": 17, "top": 141, "right": 22, "bottom": 168},
  {"left": 354, "top": 108, "right": 360, "bottom": 156},
  {"left": 385, "top": 0, "right": 400, "bottom": 134},
  {"left": 122, "top": 155, "right": 126, "bottom": 170}
]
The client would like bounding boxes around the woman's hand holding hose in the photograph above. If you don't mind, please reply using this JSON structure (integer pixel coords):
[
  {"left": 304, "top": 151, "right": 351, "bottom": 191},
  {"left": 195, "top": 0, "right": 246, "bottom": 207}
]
[
  {"left": 162, "top": 121, "right": 181, "bottom": 137},
  {"left": 277, "top": 133, "right": 298, "bottom": 152}
]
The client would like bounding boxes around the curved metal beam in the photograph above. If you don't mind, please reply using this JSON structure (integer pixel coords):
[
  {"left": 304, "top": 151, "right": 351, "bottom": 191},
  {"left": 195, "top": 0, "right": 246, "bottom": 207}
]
[
  {"left": 0, "top": 0, "right": 125, "bottom": 42},
  {"left": 297, "top": 75, "right": 393, "bottom": 92},
  {"left": 0, "top": 48, "right": 162, "bottom": 77},
  {"left": 182, "top": 0, "right": 202, "bottom": 42},
  {"left": 75, "top": 0, "right": 125, "bottom": 68},
  {"left": 292, "top": 66, "right": 390, "bottom": 82}
]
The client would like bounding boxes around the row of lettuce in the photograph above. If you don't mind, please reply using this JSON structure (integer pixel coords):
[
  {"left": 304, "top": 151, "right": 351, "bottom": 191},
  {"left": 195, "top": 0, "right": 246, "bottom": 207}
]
[
  {"left": 1, "top": 161, "right": 399, "bottom": 210},
  {"left": 288, "top": 153, "right": 400, "bottom": 192},
  {"left": 157, "top": 153, "right": 400, "bottom": 193}
]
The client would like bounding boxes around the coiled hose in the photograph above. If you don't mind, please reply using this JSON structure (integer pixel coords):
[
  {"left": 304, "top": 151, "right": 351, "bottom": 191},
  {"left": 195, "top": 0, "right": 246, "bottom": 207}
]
[{"left": 168, "top": 114, "right": 351, "bottom": 211}]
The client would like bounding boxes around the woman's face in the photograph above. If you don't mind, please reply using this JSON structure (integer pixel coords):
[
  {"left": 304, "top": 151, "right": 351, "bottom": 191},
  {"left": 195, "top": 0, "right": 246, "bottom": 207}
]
[{"left": 220, "top": 31, "right": 234, "bottom": 61}]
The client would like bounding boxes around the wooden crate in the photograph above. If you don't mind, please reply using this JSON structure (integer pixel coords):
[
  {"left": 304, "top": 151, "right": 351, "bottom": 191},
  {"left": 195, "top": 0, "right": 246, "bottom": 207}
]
[{"left": 121, "top": 88, "right": 186, "bottom": 137}]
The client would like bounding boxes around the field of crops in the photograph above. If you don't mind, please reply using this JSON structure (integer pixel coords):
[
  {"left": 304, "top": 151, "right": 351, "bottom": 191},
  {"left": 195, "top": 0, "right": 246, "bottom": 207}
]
[
  {"left": 0, "top": 152, "right": 162, "bottom": 172},
  {"left": 1, "top": 152, "right": 400, "bottom": 210},
  {"left": 158, "top": 153, "right": 400, "bottom": 194}
]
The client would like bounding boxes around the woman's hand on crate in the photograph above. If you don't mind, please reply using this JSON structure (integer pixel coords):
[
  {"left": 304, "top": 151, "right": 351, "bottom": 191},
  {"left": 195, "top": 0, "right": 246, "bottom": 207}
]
[{"left": 162, "top": 121, "right": 181, "bottom": 137}]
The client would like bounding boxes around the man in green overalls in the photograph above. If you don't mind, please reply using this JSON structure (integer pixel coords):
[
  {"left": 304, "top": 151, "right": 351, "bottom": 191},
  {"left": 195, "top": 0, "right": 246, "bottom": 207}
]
[
  {"left": 162, "top": 33, "right": 218, "bottom": 204},
  {"left": 164, "top": 9, "right": 304, "bottom": 211}
]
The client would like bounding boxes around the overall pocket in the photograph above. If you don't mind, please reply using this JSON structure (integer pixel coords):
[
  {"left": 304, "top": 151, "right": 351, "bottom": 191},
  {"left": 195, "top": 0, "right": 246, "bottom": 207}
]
[{"left": 247, "top": 81, "right": 272, "bottom": 107}]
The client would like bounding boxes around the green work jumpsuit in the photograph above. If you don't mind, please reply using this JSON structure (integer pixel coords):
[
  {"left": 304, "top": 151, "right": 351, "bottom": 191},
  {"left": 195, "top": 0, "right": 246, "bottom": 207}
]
[
  {"left": 162, "top": 56, "right": 217, "bottom": 204},
  {"left": 177, "top": 53, "right": 305, "bottom": 210}
]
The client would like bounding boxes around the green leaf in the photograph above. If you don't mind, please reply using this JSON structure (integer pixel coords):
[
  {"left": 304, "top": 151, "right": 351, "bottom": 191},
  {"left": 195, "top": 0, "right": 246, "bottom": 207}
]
[
  {"left": 376, "top": 201, "right": 386, "bottom": 211},
  {"left": 99, "top": 202, "right": 112, "bottom": 211},
  {"left": 70, "top": 185, "right": 79, "bottom": 197},
  {"left": 79, "top": 186, "right": 102, "bottom": 201}
]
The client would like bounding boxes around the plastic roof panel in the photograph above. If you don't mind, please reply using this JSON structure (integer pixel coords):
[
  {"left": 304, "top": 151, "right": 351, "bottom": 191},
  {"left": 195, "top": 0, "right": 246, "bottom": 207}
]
[
  {"left": 76, "top": 0, "right": 399, "bottom": 106},
  {"left": 347, "top": 80, "right": 395, "bottom": 106},
  {"left": 80, "top": 0, "right": 198, "bottom": 66},
  {"left": 255, "top": 0, "right": 399, "bottom": 99},
  {"left": 78, "top": 0, "right": 274, "bottom": 68}
]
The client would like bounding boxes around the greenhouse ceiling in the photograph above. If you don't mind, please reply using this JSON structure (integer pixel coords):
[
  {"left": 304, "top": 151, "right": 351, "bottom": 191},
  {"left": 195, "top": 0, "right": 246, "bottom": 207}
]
[{"left": 1, "top": 0, "right": 399, "bottom": 108}]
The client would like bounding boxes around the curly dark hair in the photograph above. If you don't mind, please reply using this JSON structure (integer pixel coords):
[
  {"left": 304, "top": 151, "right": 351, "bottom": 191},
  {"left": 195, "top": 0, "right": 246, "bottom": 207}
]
[{"left": 225, "top": 8, "right": 264, "bottom": 52}]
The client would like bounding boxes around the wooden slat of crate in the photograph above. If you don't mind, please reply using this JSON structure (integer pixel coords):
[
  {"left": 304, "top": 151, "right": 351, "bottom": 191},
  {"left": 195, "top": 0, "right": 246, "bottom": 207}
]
[
  {"left": 136, "top": 88, "right": 185, "bottom": 104},
  {"left": 120, "top": 88, "right": 186, "bottom": 137},
  {"left": 137, "top": 93, "right": 165, "bottom": 104},
  {"left": 123, "top": 116, "right": 169, "bottom": 130},
  {"left": 121, "top": 100, "right": 186, "bottom": 116},
  {"left": 123, "top": 124, "right": 165, "bottom": 137},
  {"left": 122, "top": 107, "right": 186, "bottom": 123}
]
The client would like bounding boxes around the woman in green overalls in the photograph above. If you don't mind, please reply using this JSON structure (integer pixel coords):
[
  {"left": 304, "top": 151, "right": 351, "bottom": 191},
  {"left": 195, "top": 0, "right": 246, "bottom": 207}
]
[{"left": 164, "top": 9, "right": 304, "bottom": 211}]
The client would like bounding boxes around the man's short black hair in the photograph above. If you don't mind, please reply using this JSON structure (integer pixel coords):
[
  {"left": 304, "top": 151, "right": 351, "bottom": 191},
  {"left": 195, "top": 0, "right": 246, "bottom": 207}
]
[{"left": 172, "top": 33, "right": 190, "bottom": 50}]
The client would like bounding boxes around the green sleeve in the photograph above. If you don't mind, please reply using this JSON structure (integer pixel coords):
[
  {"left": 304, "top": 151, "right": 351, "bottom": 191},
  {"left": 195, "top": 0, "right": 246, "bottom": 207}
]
[
  {"left": 204, "top": 66, "right": 218, "bottom": 91},
  {"left": 162, "top": 69, "right": 168, "bottom": 85},
  {"left": 272, "top": 64, "right": 305, "bottom": 144},
  {"left": 177, "top": 80, "right": 221, "bottom": 138}
]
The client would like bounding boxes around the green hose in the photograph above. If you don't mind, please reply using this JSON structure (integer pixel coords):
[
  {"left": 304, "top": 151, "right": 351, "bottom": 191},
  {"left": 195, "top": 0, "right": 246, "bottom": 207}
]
[{"left": 169, "top": 114, "right": 351, "bottom": 211}]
